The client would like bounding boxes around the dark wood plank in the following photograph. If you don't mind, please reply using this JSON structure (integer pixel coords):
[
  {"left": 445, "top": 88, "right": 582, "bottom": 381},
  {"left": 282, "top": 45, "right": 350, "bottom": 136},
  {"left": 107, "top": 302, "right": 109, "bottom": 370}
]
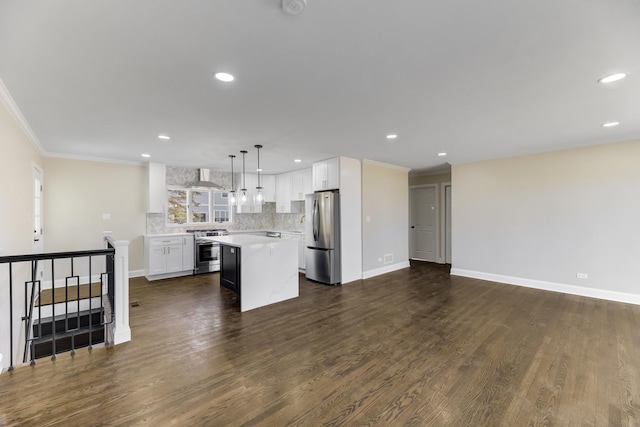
[{"left": 1, "top": 261, "right": 639, "bottom": 426}]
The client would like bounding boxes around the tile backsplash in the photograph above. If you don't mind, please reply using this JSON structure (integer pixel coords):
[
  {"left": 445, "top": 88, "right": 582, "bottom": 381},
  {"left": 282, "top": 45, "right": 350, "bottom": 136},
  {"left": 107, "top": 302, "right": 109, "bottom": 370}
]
[{"left": 146, "top": 166, "right": 305, "bottom": 234}]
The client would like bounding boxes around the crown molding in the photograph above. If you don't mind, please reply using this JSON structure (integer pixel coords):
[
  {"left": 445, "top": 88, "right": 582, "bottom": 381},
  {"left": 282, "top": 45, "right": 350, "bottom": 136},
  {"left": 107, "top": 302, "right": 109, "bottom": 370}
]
[
  {"left": 44, "top": 151, "right": 146, "bottom": 166},
  {"left": 0, "top": 77, "right": 46, "bottom": 155}
]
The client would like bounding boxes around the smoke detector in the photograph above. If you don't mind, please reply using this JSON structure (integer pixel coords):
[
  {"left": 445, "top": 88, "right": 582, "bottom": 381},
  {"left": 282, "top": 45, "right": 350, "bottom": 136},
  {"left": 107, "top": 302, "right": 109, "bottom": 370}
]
[{"left": 282, "top": 0, "right": 307, "bottom": 15}]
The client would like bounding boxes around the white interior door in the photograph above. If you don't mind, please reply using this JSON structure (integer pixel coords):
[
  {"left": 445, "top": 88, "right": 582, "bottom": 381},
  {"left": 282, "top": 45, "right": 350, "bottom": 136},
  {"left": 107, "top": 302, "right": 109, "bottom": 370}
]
[{"left": 410, "top": 186, "right": 437, "bottom": 262}]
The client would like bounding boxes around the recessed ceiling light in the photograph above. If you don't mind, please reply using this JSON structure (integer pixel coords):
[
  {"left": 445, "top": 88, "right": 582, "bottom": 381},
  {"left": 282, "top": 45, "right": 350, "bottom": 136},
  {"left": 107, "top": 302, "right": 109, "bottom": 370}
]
[
  {"left": 294, "top": 159, "right": 302, "bottom": 163},
  {"left": 141, "top": 153, "right": 151, "bottom": 158},
  {"left": 158, "top": 135, "right": 171, "bottom": 140},
  {"left": 386, "top": 134, "right": 398, "bottom": 139},
  {"left": 438, "top": 152, "right": 447, "bottom": 157},
  {"left": 215, "top": 72, "right": 235, "bottom": 82},
  {"left": 602, "top": 121, "right": 620, "bottom": 127},
  {"left": 598, "top": 73, "right": 627, "bottom": 84}
]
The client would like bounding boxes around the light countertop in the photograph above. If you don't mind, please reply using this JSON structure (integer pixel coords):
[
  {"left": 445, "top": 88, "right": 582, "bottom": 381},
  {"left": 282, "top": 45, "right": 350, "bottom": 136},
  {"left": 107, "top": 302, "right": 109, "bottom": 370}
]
[
  {"left": 201, "top": 235, "right": 296, "bottom": 248},
  {"left": 144, "top": 233, "right": 190, "bottom": 238}
]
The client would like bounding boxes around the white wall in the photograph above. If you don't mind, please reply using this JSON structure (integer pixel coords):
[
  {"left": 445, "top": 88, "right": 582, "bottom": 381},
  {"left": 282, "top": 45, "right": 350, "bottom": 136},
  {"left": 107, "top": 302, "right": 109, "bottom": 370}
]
[
  {"left": 451, "top": 139, "right": 640, "bottom": 304},
  {"left": 362, "top": 160, "right": 410, "bottom": 278},
  {"left": 0, "top": 84, "right": 44, "bottom": 371}
]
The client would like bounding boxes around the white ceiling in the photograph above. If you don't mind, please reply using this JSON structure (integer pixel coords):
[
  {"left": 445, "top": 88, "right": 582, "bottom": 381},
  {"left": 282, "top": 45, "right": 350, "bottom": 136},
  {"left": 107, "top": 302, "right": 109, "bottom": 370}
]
[{"left": 1, "top": 0, "right": 639, "bottom": 175}]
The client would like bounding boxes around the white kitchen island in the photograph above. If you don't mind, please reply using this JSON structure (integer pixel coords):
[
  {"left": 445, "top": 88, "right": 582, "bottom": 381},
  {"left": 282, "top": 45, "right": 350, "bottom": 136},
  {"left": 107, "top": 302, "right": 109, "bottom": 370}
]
[{"left": 203, "top": 235, "right": 299, "bottom": 312}]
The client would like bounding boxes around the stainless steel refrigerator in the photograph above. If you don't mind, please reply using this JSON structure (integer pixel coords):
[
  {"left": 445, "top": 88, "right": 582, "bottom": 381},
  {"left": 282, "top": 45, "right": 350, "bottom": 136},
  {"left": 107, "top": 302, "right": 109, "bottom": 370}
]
[{"left": 305, "top": 191, "right": 341, "bottom": 285}]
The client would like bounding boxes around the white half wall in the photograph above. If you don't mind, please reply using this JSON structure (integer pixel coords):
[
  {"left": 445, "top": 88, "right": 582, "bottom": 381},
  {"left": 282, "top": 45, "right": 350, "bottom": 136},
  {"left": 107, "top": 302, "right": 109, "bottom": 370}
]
[
  {"left": 451, "top": 139, "right": 640, "bottom": 303},
  {"left": 362, "top": 160, "right": 410, "bottom": 278}
]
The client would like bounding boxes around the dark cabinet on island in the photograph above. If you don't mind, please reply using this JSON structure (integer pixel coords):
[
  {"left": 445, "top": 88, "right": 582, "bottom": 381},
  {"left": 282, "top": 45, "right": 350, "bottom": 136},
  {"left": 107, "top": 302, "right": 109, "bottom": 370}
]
[{"left": 220, "top": 244, "right": 241, "bottom": 295}]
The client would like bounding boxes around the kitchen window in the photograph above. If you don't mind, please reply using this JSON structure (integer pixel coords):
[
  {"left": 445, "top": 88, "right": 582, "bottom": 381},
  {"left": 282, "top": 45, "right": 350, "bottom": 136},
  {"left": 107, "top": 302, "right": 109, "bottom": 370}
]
[{"left": 166, "top": 187, "right": 231, "bottom": 225}]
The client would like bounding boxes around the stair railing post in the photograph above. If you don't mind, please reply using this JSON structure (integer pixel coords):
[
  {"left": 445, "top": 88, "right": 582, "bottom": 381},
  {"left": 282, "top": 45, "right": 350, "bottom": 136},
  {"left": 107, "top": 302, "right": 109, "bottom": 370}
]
[{"left": 104, "top": 233, "right": 131, "bottom": 345}]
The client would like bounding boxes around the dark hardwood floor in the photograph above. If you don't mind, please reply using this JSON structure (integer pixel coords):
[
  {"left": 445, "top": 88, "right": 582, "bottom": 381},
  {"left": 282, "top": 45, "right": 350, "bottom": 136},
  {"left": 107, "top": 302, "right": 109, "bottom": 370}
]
[{"left": 1, "top": 261, "right": 639, "bottom": 426}]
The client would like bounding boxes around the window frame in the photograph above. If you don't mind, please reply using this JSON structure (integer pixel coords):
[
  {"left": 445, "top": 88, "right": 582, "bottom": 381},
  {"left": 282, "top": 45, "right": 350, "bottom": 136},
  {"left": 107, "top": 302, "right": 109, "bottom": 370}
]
[{"left": 165, "top": 186, "right": 232, "bottom": 227}]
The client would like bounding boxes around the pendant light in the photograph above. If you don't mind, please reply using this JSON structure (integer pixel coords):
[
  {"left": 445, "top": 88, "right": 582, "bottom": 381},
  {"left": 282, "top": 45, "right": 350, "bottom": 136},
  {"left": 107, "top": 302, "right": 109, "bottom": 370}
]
[
  {"left": 240, "top": 150, "right": 248, "bottom": 205},
  {"left": 228, "top": 155, "right": 236, "bottom": 205},
  {"left": 254, "top": 144, "right": 264, "bottom": 204}
]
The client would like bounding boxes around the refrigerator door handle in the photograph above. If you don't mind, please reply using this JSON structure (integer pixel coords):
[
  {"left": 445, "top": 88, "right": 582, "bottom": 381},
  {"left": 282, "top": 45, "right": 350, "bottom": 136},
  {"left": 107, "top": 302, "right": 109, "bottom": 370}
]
[{"left": 313, "top": 198, "right": 319, "bottom": 242}]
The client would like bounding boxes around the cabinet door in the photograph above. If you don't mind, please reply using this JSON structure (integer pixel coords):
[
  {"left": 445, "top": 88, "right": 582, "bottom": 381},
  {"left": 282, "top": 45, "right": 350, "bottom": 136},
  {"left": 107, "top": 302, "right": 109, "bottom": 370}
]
[
  {"left": 290, "top": 170, "right": 304, "bottom": 201},
  {"left": 148, "top": 245, "right": 167, "bottom": 275},
  {"left": 147, "top": 163, "right": 166, "bottom": 213},
  {"left": 298, "top": 236, "right": 306, "bottom": 270},
  {"left": 302, "top": 168, "right": 312, "bottom": 198},
  {"left": 325, "top": 157, "right": 340, "bottom": 190},
  {"left": 165, "top": 243, "right": 183, "bottom": 273},
  {"left": 312, "top": 161, "right": 327, "bottom": 191},
  {"left": 275, "top": 173, "right": 292, "bottom": 213},
  {"left": 261, "top": 175, "right": 276, "bottom": 202},
  {"left": 182, "top": 235, "right": 194, "bottom": 271},
  {"left": 221, "top": 245, "right": 241, "bottom": 295}
]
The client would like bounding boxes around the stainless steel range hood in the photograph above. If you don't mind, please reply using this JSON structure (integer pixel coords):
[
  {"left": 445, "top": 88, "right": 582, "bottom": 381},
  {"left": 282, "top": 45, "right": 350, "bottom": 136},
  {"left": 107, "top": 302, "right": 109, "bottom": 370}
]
[{"left": 187, "top": 169, "right": 224, "bottom": 189}]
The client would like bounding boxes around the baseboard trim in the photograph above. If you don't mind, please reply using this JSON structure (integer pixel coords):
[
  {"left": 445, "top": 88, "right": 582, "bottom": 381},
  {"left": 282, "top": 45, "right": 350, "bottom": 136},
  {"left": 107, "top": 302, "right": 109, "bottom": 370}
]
[
  {"left": 362, "top": 261, "right": 410, "bottom": 280},
  {"left": 129, "top": 270, "right": 145, "bottom": 278},
  {"left": 450, "top": 268, "right": 640, "bottom": 306}
]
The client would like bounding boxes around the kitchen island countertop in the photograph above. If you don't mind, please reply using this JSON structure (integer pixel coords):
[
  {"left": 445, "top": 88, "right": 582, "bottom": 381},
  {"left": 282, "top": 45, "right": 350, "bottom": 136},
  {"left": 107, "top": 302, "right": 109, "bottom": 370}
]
[
  {"left": 203, "top": 235, "right": 299, "bottom": 312},
  {"left": 199, "top": 235, "right": 279, "bottom": 247}
]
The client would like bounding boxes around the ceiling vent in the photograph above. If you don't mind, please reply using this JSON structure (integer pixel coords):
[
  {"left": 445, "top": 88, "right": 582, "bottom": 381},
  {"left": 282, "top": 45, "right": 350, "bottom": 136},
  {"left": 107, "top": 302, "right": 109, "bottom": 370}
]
[{"left": 282, "top": 0, "right": 307, "bottom": 15}]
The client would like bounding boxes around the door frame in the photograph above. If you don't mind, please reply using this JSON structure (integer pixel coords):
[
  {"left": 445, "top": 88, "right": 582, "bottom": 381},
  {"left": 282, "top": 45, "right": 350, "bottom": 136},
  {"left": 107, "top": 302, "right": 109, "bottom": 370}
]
[
  {"left": 409, "top": 184, "right": 439, "bottom": 262},
  {"left": 440, "top": 182, "right": 452, "bottom": 264},
  {"left": 32, "top": 162, "right": 44, "bottom": 252}
]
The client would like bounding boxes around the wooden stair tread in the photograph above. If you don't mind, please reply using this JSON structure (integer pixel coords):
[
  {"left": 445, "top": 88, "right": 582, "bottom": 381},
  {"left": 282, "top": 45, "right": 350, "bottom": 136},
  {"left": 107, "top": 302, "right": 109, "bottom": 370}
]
[{"left": 37, "top": 282, "right": 103, "bottom": 306}]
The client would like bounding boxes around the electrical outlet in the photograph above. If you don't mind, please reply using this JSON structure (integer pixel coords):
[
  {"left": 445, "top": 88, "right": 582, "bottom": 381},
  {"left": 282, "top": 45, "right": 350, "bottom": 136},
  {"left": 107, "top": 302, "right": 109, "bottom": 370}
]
[
  {"left": 576, "top": 273, "right": 588, "bottom": 279},
  {"left": 383, "top": 254, "right": 393, "bottom": 264}
]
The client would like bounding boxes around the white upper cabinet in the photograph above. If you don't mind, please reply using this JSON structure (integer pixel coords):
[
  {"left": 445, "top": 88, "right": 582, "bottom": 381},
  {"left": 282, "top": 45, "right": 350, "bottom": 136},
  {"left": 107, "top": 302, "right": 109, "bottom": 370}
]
[
  {"left": 275, "top": 168, "right": 311, "bottom": 209},
  {"left": 147, "top": 162, "right": 166, "bottom": 213},
  {"left": 236, "top": 173, "right": 263, "bottom": 213},
  {"left": 302, "top": 168, "right": 312, "bottom": 197},
  {"left": 291, "top": 170, "right": 303, "bottom": 201},
  {"left": 312, "top": 157, "right": 340, "bottom": 191},
  {"left": 275, "top": 173, "right": 292, "bottom": 213},
  {"left": 261, "top": 174, "right": 276, "bottom": 203},
  {"left": 235, "top": 172, "right": 275, "bottom": 212}
]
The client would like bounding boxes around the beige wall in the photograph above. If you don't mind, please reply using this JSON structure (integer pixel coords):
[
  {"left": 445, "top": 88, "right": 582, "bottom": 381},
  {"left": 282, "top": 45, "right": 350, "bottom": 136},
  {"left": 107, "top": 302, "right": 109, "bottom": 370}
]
[
  {"left": 409, "top": 172, "right": 451, "bottom": 186},
  {"left": 43, "top": 157, "right": 147, "bottom": 272},
  {"left": 362, "top": 160, "right": 409, "bottom": 275},
  {"left": 451, "top": 139, "right": 640, "bottom": 299},
  {"left": 0, "top": 93, "right": 44, "bottom": 369}
]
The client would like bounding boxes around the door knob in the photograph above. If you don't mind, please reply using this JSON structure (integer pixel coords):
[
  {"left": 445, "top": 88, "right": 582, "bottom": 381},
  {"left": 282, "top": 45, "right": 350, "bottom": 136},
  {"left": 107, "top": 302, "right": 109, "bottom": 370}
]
[{"left": 411, "top": 226, "right": 415, "bottom": 229}]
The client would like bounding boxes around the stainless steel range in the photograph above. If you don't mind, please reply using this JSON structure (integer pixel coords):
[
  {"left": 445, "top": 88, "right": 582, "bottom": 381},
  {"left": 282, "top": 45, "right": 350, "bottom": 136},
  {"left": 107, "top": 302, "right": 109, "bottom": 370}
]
[{"left": 187, "top": 229, "right": 229, "bottom": 274}]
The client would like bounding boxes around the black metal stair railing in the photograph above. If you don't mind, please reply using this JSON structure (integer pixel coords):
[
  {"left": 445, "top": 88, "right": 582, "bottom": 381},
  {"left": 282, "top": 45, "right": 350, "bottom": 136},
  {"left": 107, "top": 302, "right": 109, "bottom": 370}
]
[{"left": 1, "top": 246, "right": 115, "bottom": 371}]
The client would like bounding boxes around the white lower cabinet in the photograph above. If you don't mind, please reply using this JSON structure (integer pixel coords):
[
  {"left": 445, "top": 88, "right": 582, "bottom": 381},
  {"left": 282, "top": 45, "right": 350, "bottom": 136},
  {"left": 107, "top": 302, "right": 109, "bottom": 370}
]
[
  {"left": 145, "top": 234, "right": 194, "bottom": 280},
  {"left": 182, "top": 235, "right": 194, "bottom": 271},
  {"left": 281, "top": 232, "right": 305, "bottom": 270},
  {"left": 296, "top": 235, "right": 306, "bottom": 270}
]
